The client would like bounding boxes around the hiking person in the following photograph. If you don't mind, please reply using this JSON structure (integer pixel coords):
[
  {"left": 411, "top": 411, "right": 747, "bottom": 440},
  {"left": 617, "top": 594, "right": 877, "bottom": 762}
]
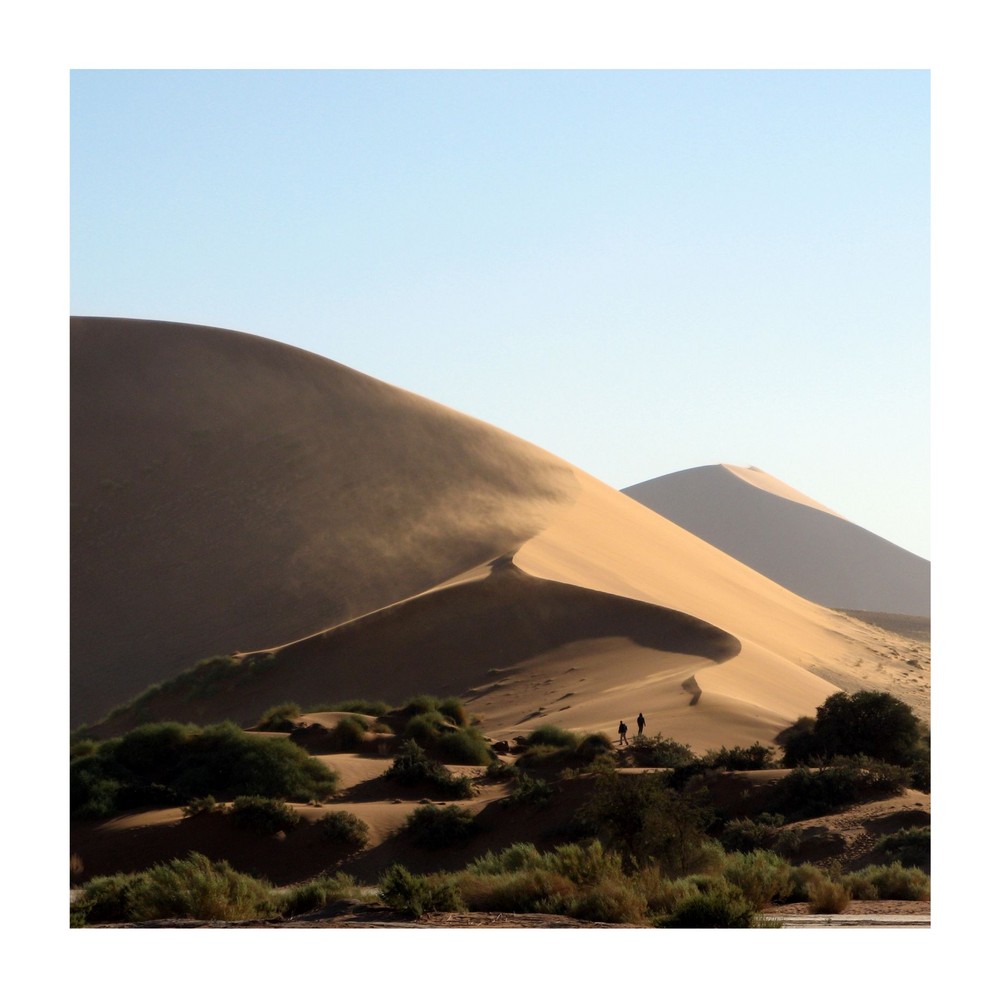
[
  {"left": 618, "top": 720, "right": 628, "bottom": 745},
  {"left": 636, "top": 712, "right": 645, "bottom": 737}
]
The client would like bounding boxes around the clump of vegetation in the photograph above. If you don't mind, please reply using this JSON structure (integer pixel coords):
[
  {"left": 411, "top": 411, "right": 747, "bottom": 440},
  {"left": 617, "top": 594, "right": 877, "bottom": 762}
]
[
  {"left": 781, "top": 691, "right": 922, "bottom": 768},
  {"left": 403, "top": 804, "right": 479, "bottom": 850},
  {"left": 228, "top": 796, "right": 301, "bottom": 835},
  {"left": 841, "top": 862, "right": 930, "bottom": 901},
  {"left": 277, "top": 873, "right": 362, "bottom": 918},
  {"left": 516, "top": 726, "right": 613, "bottom": 771},
  {"left": 484, "top": 759, "right": 518, "bottom": 780},
  {"left": 807, "top": 878, "right": 851, "bottom": 914},
  {"left": 181, "top": 796, "right": 220, "bottom": 818},
  {"left": 718, "top": 814, "right": 800, "bottom": 855},
  {"left": 504, "top": 771, "right": 554, "bottom": 807},
  {"left": 574, "top": 769, "right": 715, "bottom": 877},
  {"left": 255, "top": 702, "right": 302, "bottom": 732},
  {"left": 317, "top": 811, "right": 369, "bottom": 850},
  {"left": 309, "top": 698, "right": 391, "bottom": 717},
  {"left": 702, "top": 743, "right": 778, "bottom": 771},
  {"left": 71, "top": 721, "right": 338, "bottom": 819},
  {"left": 653, "top": 880, "right": 759, "bottom": 928},
  {"left": 628, "top": 734, "right": 697, "bottom": 769},
  {"left": 385, "top": 739, "right": 474, "bottom": 799},
  {"left": 772, "top": 757, "right": 908, "bottom": 819},
  {"left": 72, "top": 853, "right": 279, "bottom": 924},
  {"left": 721, "top": 850, "right": 793, "bottom": 909},
  {"left": 876, "top": 825, "right": 930, "bottom": 869},
  {"left": 378, "top": 863, "right": 464, "bottom": 918}
]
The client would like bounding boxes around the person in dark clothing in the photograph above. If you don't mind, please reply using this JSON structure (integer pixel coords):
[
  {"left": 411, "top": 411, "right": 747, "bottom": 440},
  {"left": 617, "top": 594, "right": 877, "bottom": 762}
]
[
  {"left": 636, "top": 712, "right": 646, "bottom": 737},
  {"left": 618, "top": 720, "right": 628, "bottom": 745}
]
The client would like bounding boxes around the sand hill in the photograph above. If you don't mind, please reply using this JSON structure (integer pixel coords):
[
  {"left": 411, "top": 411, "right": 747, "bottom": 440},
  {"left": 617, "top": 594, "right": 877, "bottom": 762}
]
[
  {"left": 72, "top": 318, "right": 928, "bottom": 747},
  {"left": 623, "top": 465, "right": 930, "bottom": 617}
]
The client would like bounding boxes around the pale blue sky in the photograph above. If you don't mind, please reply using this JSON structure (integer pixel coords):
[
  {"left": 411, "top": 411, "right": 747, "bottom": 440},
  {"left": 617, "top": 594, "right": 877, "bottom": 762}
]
[{"left": 71, "top": 69, "right": 929, "bottom": 557}]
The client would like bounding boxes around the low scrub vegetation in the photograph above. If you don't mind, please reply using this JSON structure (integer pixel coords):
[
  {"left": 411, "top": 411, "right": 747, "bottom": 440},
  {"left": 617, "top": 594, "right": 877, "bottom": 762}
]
[
  {"left": 385, "top": 739, "right": 474, "bottom": 798},
  {"left": 771, "top": 757, "right": 908, "bottom": 819},
  {"left": 702, "top": 743, "right": 778, "bottom": 771},
  {"left": 228, "top": 796, "right": 301, "bottom": 835},
  {"left": 317, "top": 811, "right": 370, "bottom": 850},
  {"left": 403, "top": 803, "right": 479, "bottom": 850},
  {"left": 877, "top": 825, "right": 930, "bottom": 869},
  {"left": 70, "top": 721, "right": 338, "bottom": 819},
  {"left": 718, "top": 814, "right": 800, "bottom": 856}
]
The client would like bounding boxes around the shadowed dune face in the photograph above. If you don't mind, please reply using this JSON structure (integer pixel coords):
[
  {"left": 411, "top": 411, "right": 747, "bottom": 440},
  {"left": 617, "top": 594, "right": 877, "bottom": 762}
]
[
  {"left": 71, "top": 317, "right": 577, "bottom": 724},
  {"left": 623, "top": 464, "right": 930, "bottom": 617}
]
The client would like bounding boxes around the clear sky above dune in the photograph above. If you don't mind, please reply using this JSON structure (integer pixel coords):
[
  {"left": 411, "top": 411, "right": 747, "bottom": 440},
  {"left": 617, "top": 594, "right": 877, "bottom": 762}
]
[{"left": 70, "top": 68, "right": 929, "bottom": 557}]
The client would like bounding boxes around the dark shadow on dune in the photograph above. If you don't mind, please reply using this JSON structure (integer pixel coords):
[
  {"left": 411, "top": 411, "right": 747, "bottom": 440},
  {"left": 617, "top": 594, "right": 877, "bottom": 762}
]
[{"left": 93, "top": 561, "right": 740, "bottom": 734}]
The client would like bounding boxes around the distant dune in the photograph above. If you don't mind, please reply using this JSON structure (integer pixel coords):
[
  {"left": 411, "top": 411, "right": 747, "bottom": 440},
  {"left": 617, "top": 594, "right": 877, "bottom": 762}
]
[
  {"left": 72, "top": 319, "right": 928, "bottom": 746},
  {"left": 623, "top": 465, "right": 930, "bottom": 617}
]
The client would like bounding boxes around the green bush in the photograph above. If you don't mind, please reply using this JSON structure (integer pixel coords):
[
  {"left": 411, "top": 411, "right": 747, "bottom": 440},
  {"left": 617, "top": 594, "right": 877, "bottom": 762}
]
[
  {"left": 438, "top": 697, "right": 469, "bottom": 727},
  {"left": 436, "top": 726, "right": 493, "bottom": 765},
  {"left": 841, "top": 862, "right": 930, "bottom": 901},
  {"left": 311, "top": 699, "right": 390, "bottom": 716},
  {"left": 278, "top": 873, "right": 361, "bottom": 918},
  {"left": 255, "top": 702, "right": 302, "bottom": 732},
  {"left": 74, "top": 871, "right": 144, "bottom": 924},
  {"left": 655, "top": 880, "right": 758, "bottom": 928},
  {"left": 385, "top": 739, "right": 473, "bottom": 799},
  {"left": 229, "top": 796, "right": 301, "bottom": 835},
  {"left": 722, "top": 850, "right": 793, "bottom": 910},
  {"left": 467, "top": 842, "right": 544, "bottom": 876},
  {"left": 328, "top": 715, "right": 369, "bottom": 751},
  {"left": 773, "top": 758, "right": 908, "bottom": 819},
  {"left": 317, "top": 811, "right": 369, "bottom": 849},
  {"left": 181, "top": 795, "right": 219, "bottom": 817},
  {"left": 378, "top": 864, "right": 464, "bottom": 918},
  {"left": 126, "top": 853, "right": 278, "bottom": 922},
  {"left": 784, "top": 691, "right": 921, "bottom": 767},
  {"left": 485, "top": 759, "right": 518, "bottom": 780},
  {"left": 787, "top": 863, "right": 829, "bottom": 902},
  {"left": 877, "top": 825, "right": 930, "bottom": 869},
  {"left": 505, "top": 771, "right": 554, "bottom": 807},
  {"left": 403, "top": 804, "right": 479, "bottom": 850},
  {"left": 703, "top": 743, "right": 777, "bottom": 771},
  {"left": 808, "top": 878, "right": 851, "bottom": 914},
  {"left": 629, "top": 735, "right": 697, "bottom": 769},
  {"left": 526, "top": 724, "right": 580, "bottom": 750},
  {"left": 71, "top": 721, "right": 338, "bottom": 819}
]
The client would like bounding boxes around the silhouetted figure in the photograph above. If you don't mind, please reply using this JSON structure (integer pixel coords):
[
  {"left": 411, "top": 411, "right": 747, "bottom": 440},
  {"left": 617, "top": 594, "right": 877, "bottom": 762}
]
[
  {"left": 618, "top": 720, "right": 628, "bottom": 745},
  {"left": 636, "top": 712, "right": 646, "bottom": 737}
]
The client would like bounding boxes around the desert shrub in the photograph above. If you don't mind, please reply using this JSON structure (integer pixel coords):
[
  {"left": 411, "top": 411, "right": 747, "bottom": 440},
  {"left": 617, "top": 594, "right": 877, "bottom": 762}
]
[
  {"left": 908, "top": 742, "right": 931, "bottom": 792},
  {"left": 485, "top": 759, "right": 518, "bottom": 780},
  {"left": 505, "top": 772, "right": 554, "bottom": 807},
  {"left": 437, "top": 696, "right": 469, "bottom": 727},
  {"left": 567, "top": 878, "right": 648, "bottom": 924},
  {"left": 722, "top": 850, "right": 793, "bottom": 910},
  {"left": 633, "top": 868, "right": 703, "bottom": 919},
  {"left": 378, "top": 864, "right": 464, "bottom": 918},
  {"left": 718, "top": 814, "right": 800, "bottom": 856},
  {"left": 784, "top": 692, "right": 922, "bottom": 768},
  {"left": 703, "top": 743, "right": 777, "bottom": 771},
  {"left": 228, "top": 796, "right": 301, "bottom": 835},
  {"left": 807, "top": 878, "right": 851, "bottom": 914},
  {"left": 773, "top": 758, "right": 908, "bottom": 819},
  {"left": 575, "top": 732, "right": 613, "bottom": 762},
  {"left": 629, "top": 734, "right": 697, "bottom": 769},
  {"left": 467, "top": 843, "right": 544, "bottom": 876},
  {"left": 255, "top": 702, "right": 301, "bottom": 732},
  {"left": 182, "top": 795, "right": 220, "bottom": 817},
  {"left": 456, "top": 868, "right": 577, "bottom": 914},
  {"left": 71, "top": 721, "right": 338, "bottom": 819},
  {"left": 126, "top": 853, "right": 278, "bottom": 922},
  {"left": 877, "top": 825, "right": 930, "bottom": 869},
  {"left": 654, "top": 880, "right": 757, "bottom": 928},
  {"left": 317, "top": 811, "right": 369, "bottom": 849},
  {"left": 787, "top": 863, "right": 828, "bottom": 902},
  {"left": 780, "top": 716, "right": 823, "bottom": 767},
  {"left": 526, "top": 724, "right": 580, "bottom": 750},
  {"left": 278, "top": 872, "right": 361, "bottom": 917},
  {"left": 385, "top": 739, "right": 474, "bottom": 799},
  {"left": 328, "top": 715, "right": 369, "bottom": 751},
  {"left": 403, "top": 804, "right": 478, "bottom": 850},
  {"left": 576, "top": 770, "right": 713, "bottom": 875},
  {"left": 74, "top": 871, "right": 144, "bottom": 924},
  {"left": 402, "top": 710, "right": 449, "bottom": 746},
  {"left": 436, "top": 726, "right": 493, "bottom": 765},
  {"left": 842, "top": 862, "right": 930, "bottom": 901}
]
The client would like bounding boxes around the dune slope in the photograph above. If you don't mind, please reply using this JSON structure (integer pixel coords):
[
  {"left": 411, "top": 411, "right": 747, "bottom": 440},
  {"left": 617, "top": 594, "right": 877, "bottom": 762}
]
[
  {"left": 623, "top": 464, "right": 930, "bottom": 616},
  {"left": 73, "top": 318, "right": 926, "bottom": 745}
]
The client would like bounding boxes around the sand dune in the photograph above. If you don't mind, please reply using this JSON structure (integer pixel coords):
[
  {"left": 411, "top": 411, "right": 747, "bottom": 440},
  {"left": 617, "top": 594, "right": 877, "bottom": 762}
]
[
  {"left": 73, "top": 318, "right": 927, "bottom": 750},
  {"left": 623, "top": 464, "right": 930, "bottom": 616}
]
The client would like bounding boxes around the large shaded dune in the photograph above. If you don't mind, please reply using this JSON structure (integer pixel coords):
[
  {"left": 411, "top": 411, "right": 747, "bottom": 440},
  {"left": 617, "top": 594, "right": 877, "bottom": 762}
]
[
  {"left": 623, "top": 464, "right": 930, "bottom": 616},
  {"left": 73, "top": 317, "right": 927, "bottom": 744},
  {"left": 71, "top": 317, "right": 577, "bottom": 725}
]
